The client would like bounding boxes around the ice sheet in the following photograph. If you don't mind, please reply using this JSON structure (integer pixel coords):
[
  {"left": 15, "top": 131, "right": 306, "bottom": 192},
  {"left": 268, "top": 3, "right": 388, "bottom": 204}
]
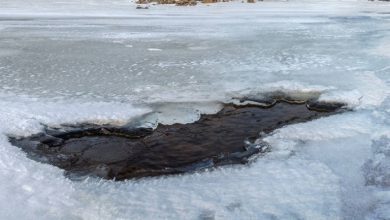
[{"left": 0, "top": 0, "right": 389, "bottom": 219}]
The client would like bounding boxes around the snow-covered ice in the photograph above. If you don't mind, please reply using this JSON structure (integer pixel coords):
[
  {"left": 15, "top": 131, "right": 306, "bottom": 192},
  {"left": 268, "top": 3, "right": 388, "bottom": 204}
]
[{"left": 0, "top": 0, "right": 389, "bottom": 219}]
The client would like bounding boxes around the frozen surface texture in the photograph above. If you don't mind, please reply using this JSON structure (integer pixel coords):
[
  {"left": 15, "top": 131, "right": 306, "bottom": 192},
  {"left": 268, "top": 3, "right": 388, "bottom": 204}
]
[{"left": 0, "top": 0, "right": 389, "bottom": 219}]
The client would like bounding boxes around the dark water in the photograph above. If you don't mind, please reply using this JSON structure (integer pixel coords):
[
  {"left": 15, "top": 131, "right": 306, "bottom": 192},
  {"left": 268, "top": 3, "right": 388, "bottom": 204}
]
[{"left": 10, "top": 100, "right": 345, "bottom": 180}]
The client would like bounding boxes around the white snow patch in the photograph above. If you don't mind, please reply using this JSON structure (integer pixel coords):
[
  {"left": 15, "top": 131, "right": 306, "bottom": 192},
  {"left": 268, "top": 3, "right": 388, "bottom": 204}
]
[{"left": 147, "top": 48, "right": 162, "bottom": 51}]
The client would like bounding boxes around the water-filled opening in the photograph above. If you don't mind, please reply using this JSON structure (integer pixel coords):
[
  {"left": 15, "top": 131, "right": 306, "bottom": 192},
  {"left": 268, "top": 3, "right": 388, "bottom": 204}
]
[{"left": 9, "top": 96, "right": 346, "bottom": 181}]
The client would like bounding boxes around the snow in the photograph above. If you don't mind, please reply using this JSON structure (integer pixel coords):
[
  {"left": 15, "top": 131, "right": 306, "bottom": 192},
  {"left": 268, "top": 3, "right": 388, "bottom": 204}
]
[{"left": 0, "top": 0, "right": 389, "bottom": 219}]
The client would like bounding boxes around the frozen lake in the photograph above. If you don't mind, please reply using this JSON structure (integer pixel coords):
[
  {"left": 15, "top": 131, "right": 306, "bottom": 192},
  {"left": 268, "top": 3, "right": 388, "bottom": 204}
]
[{"left": 0, "top": 0, "right": 389, "bottom": 219}]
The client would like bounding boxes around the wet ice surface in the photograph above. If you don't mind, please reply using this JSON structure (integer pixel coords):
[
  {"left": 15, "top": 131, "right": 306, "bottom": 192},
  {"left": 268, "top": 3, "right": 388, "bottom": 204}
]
[{"left": 0, "top": 0, "right": 389, "bottom": 219}]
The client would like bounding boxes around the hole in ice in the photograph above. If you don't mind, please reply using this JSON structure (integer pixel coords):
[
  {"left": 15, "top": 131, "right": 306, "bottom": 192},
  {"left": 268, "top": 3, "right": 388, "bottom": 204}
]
[{"left": 9, "top": 96, "right": 346, "bottom": 181}]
